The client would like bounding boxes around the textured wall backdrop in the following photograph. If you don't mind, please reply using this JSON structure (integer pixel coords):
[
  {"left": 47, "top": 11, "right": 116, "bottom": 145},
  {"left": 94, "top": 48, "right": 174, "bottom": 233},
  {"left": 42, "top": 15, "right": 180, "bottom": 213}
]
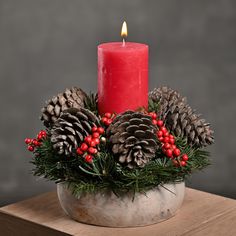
[{"left": 0, "top": 0, "right": 235, "bottom": 206}]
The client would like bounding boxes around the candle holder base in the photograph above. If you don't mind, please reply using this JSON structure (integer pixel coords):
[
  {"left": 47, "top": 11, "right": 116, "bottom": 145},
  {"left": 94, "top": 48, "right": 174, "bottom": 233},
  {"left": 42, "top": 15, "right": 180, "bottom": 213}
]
[{"left": 57, "top": 182, "right": 185, "bottom": 227}]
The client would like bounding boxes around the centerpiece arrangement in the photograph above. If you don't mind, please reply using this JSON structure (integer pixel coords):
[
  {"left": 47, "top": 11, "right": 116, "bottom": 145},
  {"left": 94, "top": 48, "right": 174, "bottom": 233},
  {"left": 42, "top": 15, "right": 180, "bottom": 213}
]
[{"left": 24, "top": 22, "right": 214, "bottom": 227}]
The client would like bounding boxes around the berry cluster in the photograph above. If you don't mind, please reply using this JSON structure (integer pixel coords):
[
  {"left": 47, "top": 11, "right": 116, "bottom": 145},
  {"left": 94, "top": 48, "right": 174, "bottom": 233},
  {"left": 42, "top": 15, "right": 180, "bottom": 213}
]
[
  {"left": 25, "top": 130, "right": 47, "bottom": 152},
  {"left": 148, "top": 112, "right": 164, "bottom": 127},
  {"left": 148, "top": 112, "right": 189, "bottom": 167},
  {"left": 76, "top": 126, "right": 105, "bottom": 163},
  {"left": 101, "top": 113, "right": 116, "bottom": 126}
]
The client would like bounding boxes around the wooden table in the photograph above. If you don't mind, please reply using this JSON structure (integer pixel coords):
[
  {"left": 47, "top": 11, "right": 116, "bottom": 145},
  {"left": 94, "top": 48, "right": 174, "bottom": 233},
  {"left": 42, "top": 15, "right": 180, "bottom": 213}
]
[{"left": 0, "top": 188, "right": 236, "bottom": 236}]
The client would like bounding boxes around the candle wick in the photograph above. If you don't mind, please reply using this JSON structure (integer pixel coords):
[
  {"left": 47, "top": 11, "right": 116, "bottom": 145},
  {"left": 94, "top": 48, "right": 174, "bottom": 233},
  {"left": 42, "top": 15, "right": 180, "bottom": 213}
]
[{"left": 122, "top": 38, "right": 125, "bottom": 46}]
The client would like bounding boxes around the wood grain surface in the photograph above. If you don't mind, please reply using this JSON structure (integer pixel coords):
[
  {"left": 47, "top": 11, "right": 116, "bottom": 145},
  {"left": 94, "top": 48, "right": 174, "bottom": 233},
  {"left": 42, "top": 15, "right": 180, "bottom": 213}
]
[{"left": 0, "top": 188, "right": 236, "bottom": 236}]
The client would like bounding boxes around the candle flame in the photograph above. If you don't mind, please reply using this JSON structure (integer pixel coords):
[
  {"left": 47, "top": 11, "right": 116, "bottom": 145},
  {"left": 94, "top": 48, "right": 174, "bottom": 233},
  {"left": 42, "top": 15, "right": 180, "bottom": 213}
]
[{"left": 121, "top": 21, "right": 128, "bottom": 38}]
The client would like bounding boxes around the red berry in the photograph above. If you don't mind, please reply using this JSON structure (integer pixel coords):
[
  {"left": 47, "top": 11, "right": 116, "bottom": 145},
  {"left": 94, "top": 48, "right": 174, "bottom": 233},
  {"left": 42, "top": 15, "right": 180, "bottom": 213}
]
[
  {"left": 157, "top": 131, "right": 163, "bottom": 137},
  {"left": 171, "top": 144, "right": 177, "bottom": 150},
  {"left": 169, "top": 134, "right": 174, "bottom": 139},
  {"left": 160, "top": 127, "right": 167, "bottom": 133},
  {"left": 182, "top": 154, "right": 189, "bottom": 161},
  {"left": 163, "top": 132, "right": 169, "bottom": 137},
  {"left": 37, "top": 134, "right": 43, "bottom": 140},
  {"left": 88, "top": 147, "right": 96, "bottom": 154},
  {"left": 25, "top": 138, "right": 31, "bottom": 144},
  {"left": 80, "top": 143, "right": 88, "bottom": 151},
  {"left": 163, "top": 137, "right": 170, "bottom": 143},
  {"left": 180, "top": 161, "right": 187, "bottom": 167},
  {"left": 157, "top": 120, "right": 164, "bottom": 127},
  {"left": 158, "top": 136, "right": 164, "bottom": 142},
  {"left": 93, "top": 138, "right": 100, "bottom": 145},
  {"left": 27, "top": 146, "right": 34, "bottom": 152},
  {"left": 152, "top": 119, "right": 158, "bottom": 125},
  {"left": 173, "top": 148, "right": 181, "bottom": 157},
  {"left": 90, "top": 141, "right": 96, "bottom": 147},
  {"left": 164, "top": 143, "right": 171, "bottom": 149},
  {"left": 106, "top": 119, "right": 113, "bottom": 125},
  {"left": 149, "top": 112, "right": 157, "bottom": 119},
  {"left": 152, "top": 113, "right": 157, "bottom": 119},
  {"left": 85, "top": 155, "right": 93, "bottom": 163},
  {"left": 84, "top": 135, "right": 92, "bottom": 144},
  {"left": 169, "top": 138, "right": 175, "bottom": 144},
  {"left": 92, "top": 132, "right": 100, "bottom": 138},
  {"left": 40, "top": 130, "right": 47, "bottom": 136},
  {"left": 32, "top": 139, "right": 39, "bottom": 146},
  {"left": 76, "top": 148, "right": 84, "bottom": 155},
  {"left": 92, "top": 127, "right": 97, "bottom": 132},
  {"left": 166, "top": 149, "right": 173, "bottom": 158},
  {"left": 101, "top": 117, "right": 108, "bottom": 123},
  {"left": 105, "top": 112, "right": 112, "bottom": 118},
  {"left": 97, "top": 127, "right": 105, "bottom": 134}
]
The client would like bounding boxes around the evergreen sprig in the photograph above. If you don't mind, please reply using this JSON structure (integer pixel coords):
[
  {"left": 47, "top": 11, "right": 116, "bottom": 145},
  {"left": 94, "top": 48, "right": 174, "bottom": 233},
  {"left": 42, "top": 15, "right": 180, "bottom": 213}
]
[
  {"left": 31, "top": 136, "right": 210, "bottom": 197},
  {"left": 148, "top": 98, "right": 159, "bottom": 113}
]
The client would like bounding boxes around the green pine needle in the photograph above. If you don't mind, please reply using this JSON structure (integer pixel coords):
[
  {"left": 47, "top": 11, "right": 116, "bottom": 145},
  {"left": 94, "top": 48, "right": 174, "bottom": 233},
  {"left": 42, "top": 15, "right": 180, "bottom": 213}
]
[
  {"left": 31, "top": 136, "right": 210, "bottom": 197},
  {"left": 148, "top": 98, "right": 160, "bottom": 113}
]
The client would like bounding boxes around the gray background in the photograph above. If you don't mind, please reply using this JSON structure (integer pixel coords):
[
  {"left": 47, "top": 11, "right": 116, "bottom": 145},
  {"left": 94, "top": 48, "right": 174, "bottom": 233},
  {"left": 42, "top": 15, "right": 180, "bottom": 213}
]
[{"left": 0, "top": 0, "right": 235, "bottom": 206}]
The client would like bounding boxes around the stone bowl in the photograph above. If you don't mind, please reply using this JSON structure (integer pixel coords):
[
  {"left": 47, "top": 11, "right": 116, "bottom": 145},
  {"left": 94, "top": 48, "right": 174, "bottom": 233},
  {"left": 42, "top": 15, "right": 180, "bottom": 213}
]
[{"left": 57, "top": 182, "right": 185, "bottom": 227}]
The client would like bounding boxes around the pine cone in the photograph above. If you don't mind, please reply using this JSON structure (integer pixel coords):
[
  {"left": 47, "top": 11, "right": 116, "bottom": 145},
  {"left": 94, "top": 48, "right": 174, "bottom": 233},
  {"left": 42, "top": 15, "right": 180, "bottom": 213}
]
[
  {"left": 149, "top": 86, "right": 214, "bottom": 147},
  {"left": 50, "top": 108, "right": 100, "bottom": 156},
  {"left": 41, "top": 87, "right": 88, "bottom": 127},
  {"left": 106, "top": 111, "right": 158, "bottom": 169}
]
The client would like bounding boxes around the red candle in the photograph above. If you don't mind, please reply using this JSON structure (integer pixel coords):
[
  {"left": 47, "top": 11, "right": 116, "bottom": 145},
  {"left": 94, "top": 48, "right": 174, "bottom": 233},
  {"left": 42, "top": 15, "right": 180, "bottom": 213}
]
[{"left": 97, "top": 23, "right": 148, "bottom": 115}]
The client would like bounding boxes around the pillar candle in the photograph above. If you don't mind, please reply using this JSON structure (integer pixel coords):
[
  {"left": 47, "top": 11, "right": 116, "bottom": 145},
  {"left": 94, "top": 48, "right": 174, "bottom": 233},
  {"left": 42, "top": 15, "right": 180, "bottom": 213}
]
[{"left": 97, "top": 42, "right": 148, "bottom": 115}]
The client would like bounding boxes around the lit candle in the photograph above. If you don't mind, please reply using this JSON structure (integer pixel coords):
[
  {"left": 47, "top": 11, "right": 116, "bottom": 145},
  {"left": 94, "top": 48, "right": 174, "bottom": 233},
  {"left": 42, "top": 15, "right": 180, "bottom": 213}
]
[{"left": 97, "top": 22, "right": 148, "bottom": 115}]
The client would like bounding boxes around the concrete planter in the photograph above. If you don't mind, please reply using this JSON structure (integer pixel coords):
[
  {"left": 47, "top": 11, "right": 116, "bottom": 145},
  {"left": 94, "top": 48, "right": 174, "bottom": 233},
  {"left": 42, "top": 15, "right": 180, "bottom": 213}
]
[{"left": 57, "top": 182, "right": 185, "bottom": 227}]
